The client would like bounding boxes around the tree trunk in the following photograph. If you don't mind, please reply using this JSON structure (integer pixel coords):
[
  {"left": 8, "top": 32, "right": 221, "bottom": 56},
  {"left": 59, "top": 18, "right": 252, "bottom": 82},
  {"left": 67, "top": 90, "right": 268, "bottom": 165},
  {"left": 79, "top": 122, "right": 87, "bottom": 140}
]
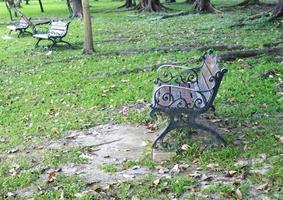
[
  {"left": 237, "top": 0, "right": 260, "bottom": 6},
  {"left": 119, "top": 0, "right": 136, "bottom": 8},
  {"left": 38, "top": 0, "right": 44, "bottom": 12},
  {"left": 186, "top": 0, "right": 194, "bottom": 4},
  {"left": 5, "top": 0, "right": 13, "bottom": 20},
  {"left": 82, "top": 0, "right": 95, "bottom": 54},
  {"left": 71, "top": 0, "right": 83, "bottom": 18},
  {"left": 270, "top": 0, "right": 283, "bottom": 20},
  {"left": 66, "top": 0, "right": 73, "bottom": 17},
  {"left": 193, "top": 0, "right": 219, "bottom": 13},
  {"left": 135, "top": 0, "right": 168, "bottom": 12},
  {"left": 166, "top": 0, "right": 176, "bottom": 3}
]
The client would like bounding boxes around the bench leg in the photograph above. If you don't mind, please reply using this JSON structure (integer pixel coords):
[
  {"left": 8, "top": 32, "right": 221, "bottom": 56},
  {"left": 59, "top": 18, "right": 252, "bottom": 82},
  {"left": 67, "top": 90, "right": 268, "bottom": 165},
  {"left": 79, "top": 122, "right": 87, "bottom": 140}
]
[
  {"left": 35, "top": 38, "right": 42, "bottom": 47},
  {"left": 152, "top": 122, "right": 173, "bottom": 148},
  {"left": 48, "top": 40, "right": 57, "bottom": 50},
  {"left": 189, "top": 122, "right": 226, "bottom": 147},
  {"left": 17, "top": 30, "right": 23, "bottom": 38}
]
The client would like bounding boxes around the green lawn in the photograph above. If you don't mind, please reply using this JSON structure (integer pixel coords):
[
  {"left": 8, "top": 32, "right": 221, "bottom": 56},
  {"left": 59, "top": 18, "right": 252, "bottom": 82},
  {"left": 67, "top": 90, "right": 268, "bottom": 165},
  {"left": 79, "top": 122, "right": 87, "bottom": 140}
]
[{"left": 0, "top": 0, "right": 282, "bottom": 199}]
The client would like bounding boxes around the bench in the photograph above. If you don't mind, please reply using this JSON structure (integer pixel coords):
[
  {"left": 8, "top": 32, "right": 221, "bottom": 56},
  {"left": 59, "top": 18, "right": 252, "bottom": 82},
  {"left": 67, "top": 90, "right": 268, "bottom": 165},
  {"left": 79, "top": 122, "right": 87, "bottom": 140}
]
[
  {"left": 33, "top": 21, "right": 72, "bottom": 50},
  {"left": 150, "top": 50, "right": 228, "bottom": 148},
  {"left": 7, "top": 16, "right": 33, "bottom": 37},
  {"left": 7, "top": 9, "right": 50, "bottom": 38}
]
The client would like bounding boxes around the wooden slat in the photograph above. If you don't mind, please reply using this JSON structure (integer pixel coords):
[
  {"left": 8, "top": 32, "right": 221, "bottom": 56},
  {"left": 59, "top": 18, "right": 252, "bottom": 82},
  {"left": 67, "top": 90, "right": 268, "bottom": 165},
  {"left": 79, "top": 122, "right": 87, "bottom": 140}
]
[
  {"left": 179, "top": 83, "right": 193, "bottom": 106},
  {"left": 157, "top": 85, "right": 171, "bottom": 107},
  {"left": 204, "top": 55, "right": 220, "bottom": 76}
]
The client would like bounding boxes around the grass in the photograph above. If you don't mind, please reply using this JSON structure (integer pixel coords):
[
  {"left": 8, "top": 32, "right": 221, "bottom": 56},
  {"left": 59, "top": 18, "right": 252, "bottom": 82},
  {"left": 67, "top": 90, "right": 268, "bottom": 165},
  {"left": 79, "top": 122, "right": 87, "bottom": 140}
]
[{"left": 0, "top": 0, "right": 282, "bottom": 199}]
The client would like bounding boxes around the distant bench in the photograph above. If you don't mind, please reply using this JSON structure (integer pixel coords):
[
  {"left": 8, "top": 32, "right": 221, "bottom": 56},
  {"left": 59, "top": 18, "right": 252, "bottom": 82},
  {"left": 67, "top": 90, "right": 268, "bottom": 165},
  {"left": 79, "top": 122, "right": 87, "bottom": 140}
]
[
  {"left": 150, "top": 50, "right": 228, "bottom": 148},
  {"left": 33, "top": 21, "right": 72, "bottom": 50},
  {"left": 7, "top": 16, "right": 50, "bottom": 37}
]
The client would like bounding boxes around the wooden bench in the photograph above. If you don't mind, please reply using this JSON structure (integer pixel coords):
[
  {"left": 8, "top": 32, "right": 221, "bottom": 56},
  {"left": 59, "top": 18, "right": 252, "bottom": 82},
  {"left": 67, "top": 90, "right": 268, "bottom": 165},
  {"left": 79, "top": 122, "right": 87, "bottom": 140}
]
[
  {"left": 150, "top": 50, "right": 228, "bottom": 148},
  {"left": 7, "top": 16, "right": 32, "bottom": 37},
  {"left": 7, "top": 9, "right": 50, "bottom": 38},
  {"left": 33, "top": 21, "right": 72, "bottom": 50}
]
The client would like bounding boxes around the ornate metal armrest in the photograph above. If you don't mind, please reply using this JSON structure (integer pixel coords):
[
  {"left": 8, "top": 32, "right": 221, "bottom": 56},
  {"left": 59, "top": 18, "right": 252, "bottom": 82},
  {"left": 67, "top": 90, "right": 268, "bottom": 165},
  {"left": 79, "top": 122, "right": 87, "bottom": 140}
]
[{"left": 155, "top": 65, "right": 202, "bottom": 85}]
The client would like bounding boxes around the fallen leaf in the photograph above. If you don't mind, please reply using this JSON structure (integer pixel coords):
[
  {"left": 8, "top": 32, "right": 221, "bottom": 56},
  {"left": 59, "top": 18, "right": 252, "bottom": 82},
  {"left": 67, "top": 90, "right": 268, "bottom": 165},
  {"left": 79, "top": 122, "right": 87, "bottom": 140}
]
[
  {"left": 0, "top": 137, "right": 6, "bottom": 143},
  {"left": 225, "top": 191, "right": 233, "bottom": 198},
  {"left": 192, "top": 159, "right": 199, "bottom": 164},
  {"left": 256, "top": 183, "right": 268, "bottom": 190},
  {"left": 207, "top": 163, "right": 219, "bottom": 170},
  {"left": 48, "top": 171, "right": 57, "bottom": 183},
  {"left": 5, "top": 192, "right": 16, "bottom": 198},
  {"left": 131, "top": 196, "right": 140, "bottom": 200},
  {"left": 226, "top": 170, "right": 237, "bottom": 177},
  {"left": 170, "top": 164, "right": 180, "bottom": 173},
  {"left": 153, "top": 179, "right": 160, "bottom": 186},
  {"left": 123, "top": 174, "right": 135, "bottom": 179},
  {"left": 236, "top": 188, "right": 243, "bottom": 200},
  {"left": 181, "top": 144, "right": 189, "bottom": 150},
  {"left": 188, "top": 172, "right": 202, "bottom": 178},
  {"left": 59, "top": 191, "right": 64, "bottom": 200},
  {"left": 132, "top": 165, "right": 140, "bottom": 170},
  {"left": 202, "top": 175, "right": 213, "bottom": 181},
  {"left": 158, "top": 167, "right": 169, "bottom": 174},
  {"left": 8, "top": 148, "right": 19, "bottom": 154}
]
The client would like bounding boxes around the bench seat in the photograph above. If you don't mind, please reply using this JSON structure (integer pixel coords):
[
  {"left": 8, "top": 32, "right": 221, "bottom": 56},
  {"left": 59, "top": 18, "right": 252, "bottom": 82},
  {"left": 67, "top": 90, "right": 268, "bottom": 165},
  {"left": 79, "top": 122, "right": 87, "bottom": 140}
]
[{"left": 33, "top": 33, "right": 49, "bottom": 39}]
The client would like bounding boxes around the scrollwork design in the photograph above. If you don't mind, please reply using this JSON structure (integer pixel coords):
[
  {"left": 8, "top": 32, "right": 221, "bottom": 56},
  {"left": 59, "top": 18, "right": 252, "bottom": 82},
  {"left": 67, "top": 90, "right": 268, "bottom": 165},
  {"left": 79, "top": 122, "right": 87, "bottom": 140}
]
[{"left": 156, "top": 68, "right": 199, "bottom": 85}]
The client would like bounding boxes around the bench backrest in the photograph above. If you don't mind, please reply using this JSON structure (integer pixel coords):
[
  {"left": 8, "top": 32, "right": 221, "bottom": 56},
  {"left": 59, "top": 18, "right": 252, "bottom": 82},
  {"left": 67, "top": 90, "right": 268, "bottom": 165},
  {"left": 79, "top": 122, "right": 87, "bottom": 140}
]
[
  {"left": 49, "top": 21, "right": 69, "bottom": 37},
  {"left": 18, "top": 16, "right": 30, "bottom": 28},
  {"left": 197, "top": 54, "right": 221, "bottom": 103},
  {"left": 152, "top": 52, "right": 227, "bottom": 112}
]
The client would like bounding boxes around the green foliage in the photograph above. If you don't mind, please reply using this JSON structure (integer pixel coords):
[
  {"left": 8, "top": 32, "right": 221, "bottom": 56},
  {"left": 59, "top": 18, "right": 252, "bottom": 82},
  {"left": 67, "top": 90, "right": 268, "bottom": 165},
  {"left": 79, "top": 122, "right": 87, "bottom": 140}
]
[{"left": 0, "top": 0, "right": 282, "bottom": 199}]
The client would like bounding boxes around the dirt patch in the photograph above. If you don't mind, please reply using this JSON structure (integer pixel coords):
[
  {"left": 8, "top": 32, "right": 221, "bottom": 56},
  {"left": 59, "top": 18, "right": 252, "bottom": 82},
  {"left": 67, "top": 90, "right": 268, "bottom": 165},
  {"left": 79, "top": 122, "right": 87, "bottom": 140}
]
[
  {"left": 11, "top": 124, "right": 156, "bottom": 198},
  {"left": 46, "top": 124, "right": 155, "bottom": 185}
]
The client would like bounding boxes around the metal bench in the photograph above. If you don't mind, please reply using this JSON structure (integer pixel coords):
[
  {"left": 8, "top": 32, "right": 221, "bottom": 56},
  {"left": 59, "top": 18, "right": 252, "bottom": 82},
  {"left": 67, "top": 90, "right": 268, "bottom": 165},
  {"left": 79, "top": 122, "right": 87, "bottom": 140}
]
[
  {"left": 33, "top": 21, "right": 72, "bottom": 50},
  {"left": 150, "top": 50, "right": 228, "bottom": 148},
  {"left": 6, "top": 9, "right": 50, "bottom": 38},
  {"left": 7, "top": 16, "right": 33, "bottom": 37}
]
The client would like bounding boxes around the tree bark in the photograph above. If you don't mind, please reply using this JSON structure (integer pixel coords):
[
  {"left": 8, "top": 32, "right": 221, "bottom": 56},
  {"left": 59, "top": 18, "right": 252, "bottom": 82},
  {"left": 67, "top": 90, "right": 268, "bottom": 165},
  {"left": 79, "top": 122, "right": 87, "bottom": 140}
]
[
  {"left": 38, "top": 0, "right": 44, "bottom": 12},
  {"left": 82, "top": 0, "right": 95, "bottom": 54},
  {"left": 270, "top": 0, "right": 283, "bottom": 20},
  {"left": 71, "top": 0, "right": 83, "bottom": 18},
  {"left": 119, "top": 0, "right": 136, "bottom": 8},
  {"left": 166, "top": 0, "right": 176, "bottom": 3},
  {"left": 186, "top": 0, "right": 194, "bottom": 4},
  {"left": 135, "top": 0, "right": 168, "bottom": 12},
  {"left": 237, "top": 0, "right": 260, "bottom": 6},
  {"left": 193, "top": 0, "right": 219, "bottom": 13}
]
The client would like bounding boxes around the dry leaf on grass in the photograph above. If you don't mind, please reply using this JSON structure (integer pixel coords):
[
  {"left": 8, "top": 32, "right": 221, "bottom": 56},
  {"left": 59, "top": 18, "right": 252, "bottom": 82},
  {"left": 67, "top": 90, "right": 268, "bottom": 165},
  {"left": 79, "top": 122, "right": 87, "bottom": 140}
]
[
  {"left": 226, "top": 170, "right": 237, "bottom": 177},
  {"left": 153, "top": 179, "right": 160, "bottom": 186},
  {"left": 48, "top": 171, "right": 57, "bottom": 183},
  {"left": 236, "top": 188, "right": 243, "bottom": 200},
  {"left": 256, "top": 183, "right": 268, "bottom": 190}
]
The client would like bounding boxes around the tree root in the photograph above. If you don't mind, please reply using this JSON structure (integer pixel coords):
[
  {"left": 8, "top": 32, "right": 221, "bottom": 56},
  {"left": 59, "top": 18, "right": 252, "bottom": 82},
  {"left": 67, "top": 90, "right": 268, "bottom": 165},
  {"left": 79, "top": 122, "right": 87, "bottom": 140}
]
[
  {"left": 263, "top": 39, "right": 283, "bottom": 47},
  {"left": 150, "top": 11, "right": 191, "bottom": 20},
  {"left": 219, "top": 47, "right": 283, "bottom": 61},
  {"left": 236, "top": 0, "right": 261, "bottom": 7},
  {"left": 193, "top": 0, "right": 221, "bottom": 13},
  {"left": 135, "top": 0, "right": 171, "bottom": 12},
  {"left": 269, "top": 2, "right": 283, "bottom": 21},
  {"left": 99, "top": 44, "right": 246, "bottom": 56}
]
